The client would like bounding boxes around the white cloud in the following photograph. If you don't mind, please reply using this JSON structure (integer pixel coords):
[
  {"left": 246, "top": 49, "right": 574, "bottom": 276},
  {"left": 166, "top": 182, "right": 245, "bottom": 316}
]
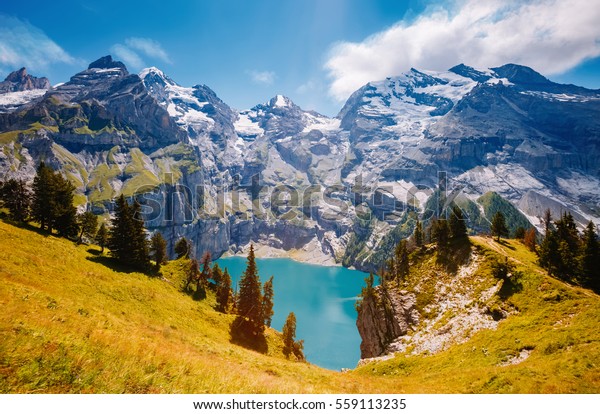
[
  {"left": 248, "top": 70, "right": 276, "bottom": 85},
  {"left": 325, "top": 0, "right": 600, "bottom": 101},
  {"left": 110, "top": 44, "right": 145, "bottom": 69},
  {"left": 0, "top": 15, "right": 77, "bottom": 72},
  {"left": 110, "top": 37, "right": 171, "bottom": 70},
  {"left": 125, "top": 37, "right": 172, "bottom": 64}
]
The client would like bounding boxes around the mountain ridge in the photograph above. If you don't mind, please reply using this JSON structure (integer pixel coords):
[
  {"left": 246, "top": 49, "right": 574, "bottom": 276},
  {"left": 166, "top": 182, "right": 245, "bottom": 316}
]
[{"left": 1, "top": 57, "right": 598, "bottom": 270}]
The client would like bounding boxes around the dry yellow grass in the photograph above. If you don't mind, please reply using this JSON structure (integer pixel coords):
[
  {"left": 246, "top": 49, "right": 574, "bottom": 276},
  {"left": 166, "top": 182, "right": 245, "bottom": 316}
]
[{"left": 1, "top": 220, "right": 599, "bottom": 393}]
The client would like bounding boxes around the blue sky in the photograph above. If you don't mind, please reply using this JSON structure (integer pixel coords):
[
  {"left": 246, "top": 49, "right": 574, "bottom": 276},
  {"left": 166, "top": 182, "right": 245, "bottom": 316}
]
[{"left": 1, "top": 0, "right": 599, "bottom": 116}]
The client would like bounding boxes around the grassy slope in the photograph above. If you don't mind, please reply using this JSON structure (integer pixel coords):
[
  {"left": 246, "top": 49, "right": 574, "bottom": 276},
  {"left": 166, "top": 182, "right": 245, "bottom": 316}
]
[
  {"left": 0, "top": 220, "right": 396, "bottom": 393},
  {"left": 1, "top": 220, "right": 599, "bottom": 393},
  {"left": 356, "top": 237, "right": 600, "bottom": 392}
]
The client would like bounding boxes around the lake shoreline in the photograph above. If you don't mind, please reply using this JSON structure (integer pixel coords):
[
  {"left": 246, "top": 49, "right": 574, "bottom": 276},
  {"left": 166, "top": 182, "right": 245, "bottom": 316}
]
[{"left": 220, "top": 239, "right": 358, "bottom": 270}]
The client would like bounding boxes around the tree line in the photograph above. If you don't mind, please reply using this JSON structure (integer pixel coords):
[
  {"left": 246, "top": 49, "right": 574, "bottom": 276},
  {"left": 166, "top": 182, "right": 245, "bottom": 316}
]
[
  {"left": 1, "top": 164, "right": 303, "bottom": 359},
  {"left": 537, "top": 210, "right": 600, "bottom": 293}
]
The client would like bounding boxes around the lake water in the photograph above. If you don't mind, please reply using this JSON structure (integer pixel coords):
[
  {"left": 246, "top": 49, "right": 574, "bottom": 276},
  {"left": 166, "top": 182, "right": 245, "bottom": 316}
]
[{"left": 216, "top": 256, "right": 369, "bottom": 371}]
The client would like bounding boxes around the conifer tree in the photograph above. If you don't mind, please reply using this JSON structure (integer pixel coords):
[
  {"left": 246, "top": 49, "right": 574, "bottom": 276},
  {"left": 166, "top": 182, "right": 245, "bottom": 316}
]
[
  {"left": 356, "top": 272, "right": 375, "bottom": 313},
  {"left": 52, "top": 173, "right": 78, "bottom": 239},
  {"left": 175, "top": 237, "right": 191, "bottom": 259},
  {"left": 261, "top": 276, "right": 274, "bottom": 327},
  {"left": 491, "top": 211, "right": 509, "bottom": 241},
  {"left": 185, "top": 258, "right": 200, "bottom": 293},
  {"left": 96, "top": 223, "right": 108, "bottom": 254},
  {"left": 130, "top": 200, "right": 150, "bottom": 269},
  {"left": 76, "top": 211, "right": 98, "bottom": 244},
  {"left": 542, "top": 209, "right": 553, "bottom": 234},
  {"left": 449, "top": 205, "right": 468, "bottom": 240},
  {"left": 432, "top": 219, "right": 450, "bottom": 253},
  {"left": 414, "top": 218, "right": 424, "bottom": 247},
  {"left": 212, "top": 263, "right": 223, "bottom": 290},
  {"left": 539, "top": 230, "right": 560, "bottom": 276},
  {"left": 282, "top": 312, "right": 303, "bottom": 361},
  {"left": 236, "top": 244, "right": 264, "bottom": 336},
  {"left": 107, "top": 195, "right": 149, "bottom": 269},
  {"left": 195, "top": 252, "right": 212, "bottom": 299},
  {"left": 108, "top": 195, "right": 132, "bottom": 263},
  {"left": 579, "top": 222, "right": 600, "bottom": 292},
  {"left": 32, "top": 162, "right": 55, "bottom": 232},
  {"left": 216, "top": 267, "right": 234, "bottom": 313},
  {"left": 394, "top": 240, "right": 409, "bottom": 282},
  {"left": 150, "top": 232, "right": 167, "bottom": 271},
  {"left": 0, "top": 178, "right": 31, "bottom": 222}
]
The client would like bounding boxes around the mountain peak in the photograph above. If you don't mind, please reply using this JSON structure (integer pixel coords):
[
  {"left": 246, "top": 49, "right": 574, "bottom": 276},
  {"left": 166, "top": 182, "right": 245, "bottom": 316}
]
[
  {"left": 491, "top": 63, "right": 550, "bottom": 85},
  {"left": 0, "top": 67, "right": 50, "bottom": 93},
  {"left": 448, "top": 64, "right": 493, "bottom": 82},
  {"left": 268, "top": 94, "right": 294, "bottom": 108},
  {"left": 139, "top": 67, "right": 165, "bottom": 79},
  {"left": 88, "top": 55, "right": 128, "bottom": 73}
]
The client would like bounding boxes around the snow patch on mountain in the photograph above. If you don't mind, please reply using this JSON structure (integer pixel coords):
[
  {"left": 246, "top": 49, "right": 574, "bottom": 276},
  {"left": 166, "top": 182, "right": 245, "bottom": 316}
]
[{"left": 0, "top": 89, "right": 47, "bottom": 113}]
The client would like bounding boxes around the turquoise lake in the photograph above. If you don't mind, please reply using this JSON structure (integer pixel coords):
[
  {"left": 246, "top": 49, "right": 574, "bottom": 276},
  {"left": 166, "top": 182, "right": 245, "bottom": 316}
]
[{"left": 216, "top": 257, "right": 369, "bottom": 371}]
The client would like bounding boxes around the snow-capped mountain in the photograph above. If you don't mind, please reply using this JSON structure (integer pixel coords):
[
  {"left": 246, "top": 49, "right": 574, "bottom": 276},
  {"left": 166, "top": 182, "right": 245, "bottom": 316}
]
[
  {"left": 0, "top": 68, "right": 50, "bottom": 113},
  {"left": 1, "top": 57, "right": 599, "bottom": 270}
]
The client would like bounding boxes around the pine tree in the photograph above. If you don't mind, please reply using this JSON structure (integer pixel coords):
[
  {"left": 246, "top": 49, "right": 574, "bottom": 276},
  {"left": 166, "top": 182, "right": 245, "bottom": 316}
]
[
  {"left": 216, "top": 267, "right": 234, "bottom": 313},
  {"left": 394, "top": 240, "right": 409, "bottom": 282},
  {"left": 175, "top": 237, "right": 191, "bottom": 259},
  {"left": 76, "top": 211, "right": 98, "bottom": 244},
  {"left": 356, "top": 272, "right": 375, "bottom": 313},
  {"left": 52, "top": 173, "right": 78, "bottom": 239},
  {"left": 414, "top": 218, "right": 424, "bottom": 247},
  {"left": 212, "top": 263, "right": 223, "bottom": 290},
  {"left": 542, "top": 208, "right": 553, "bottom": 234},
  {"left": 32, "top": 162, "right": 55, "bottom": 232},
  {"left": 432, "top": 219, "right": 450, "bottom": 252},
  {"left": 282, "top": 312, "right": 303, "bottom": 361},
  {"left": 579, "top": 222, "right": 600, "bottom": 292},
  {"left": 491, "top": 211, "right": 509, "bottom": 242},
  {"left": 108, "top": 195, "right": 133, "bottom": 263},
  {"left": 150, "top": 232, "right": 167, "bottom": 271},
  {"left": 449, "top": 205, "right": 468, "bottom": 240},
  {"left": 96, "top": 223, "right": 108, "bottom": 254},
  {"left": 129, "top": 200, "right": 150, "bottom": 269},
  {"left": 539, "top": 230, "right": 560, "bottom": 276},
  {"left": 0, "top": 178, "right": 31, "bottom": 222},
  {"left": 185, "top": 259, "right": 200, "bottom": 293},
  {"left": 261, "top": 276, "right": 274, "bottom": 327},
  {"left": 195, "top": 252, "right": 212, "bottom": 299},
  {"left": 236, "top": 244, "right": 264, "bottom": 336}
]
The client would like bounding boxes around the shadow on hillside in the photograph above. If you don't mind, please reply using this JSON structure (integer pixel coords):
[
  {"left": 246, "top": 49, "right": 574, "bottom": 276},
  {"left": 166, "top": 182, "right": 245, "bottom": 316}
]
[
  {"left": 86, "top": 247, "right": 102, "bottom": 256},
  {"left": 438, "top": 239, "right": 472, "bottom": 273},
  {"left": 86, "top": 255, "right": 141, "bottom": 274},
  {"left": 1, "top": 217, "right": 57, "bottom": 238},
  {"left": 498, "top": 277, "right": 523, "bottom": 299},
  {"left": 229, "top": 316, "right": 268, "bottom": 354},
  {"left": 498, "top": 240, "right": 516, "bottom": 250}
]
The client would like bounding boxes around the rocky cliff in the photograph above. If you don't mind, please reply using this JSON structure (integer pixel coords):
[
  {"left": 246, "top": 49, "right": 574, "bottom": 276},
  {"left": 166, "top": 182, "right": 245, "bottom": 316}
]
[{"left": 356, "top": 287, "right": 419, "bottom": 358}]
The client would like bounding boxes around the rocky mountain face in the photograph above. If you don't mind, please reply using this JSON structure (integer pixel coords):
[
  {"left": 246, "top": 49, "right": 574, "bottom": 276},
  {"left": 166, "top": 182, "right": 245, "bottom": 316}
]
[
  {"left": 0, "top": 68, "right": 50, "bottom": 113},
  {"left": 0, "top": 68, "right": 50, "bottom": 93},
  {"left": 1, "top": 57, "right": 599, "bottom": 268}
]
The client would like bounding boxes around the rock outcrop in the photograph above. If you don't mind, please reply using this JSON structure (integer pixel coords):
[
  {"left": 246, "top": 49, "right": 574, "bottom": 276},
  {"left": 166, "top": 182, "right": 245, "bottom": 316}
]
[
  {"left": 0, "top": 68, "right": 50, "bottom": 93},
  {"left": 356, "top": 287, "right": 419, "bottom": 358}
]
